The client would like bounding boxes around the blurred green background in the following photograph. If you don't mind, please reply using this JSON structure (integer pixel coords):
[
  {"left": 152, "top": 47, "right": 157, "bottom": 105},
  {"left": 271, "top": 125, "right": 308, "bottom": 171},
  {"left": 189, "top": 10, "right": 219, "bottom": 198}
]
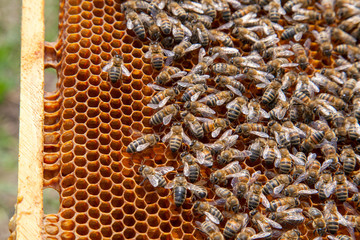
[{"left": 0, "top": 1, "right": 60, "bottom": 238}]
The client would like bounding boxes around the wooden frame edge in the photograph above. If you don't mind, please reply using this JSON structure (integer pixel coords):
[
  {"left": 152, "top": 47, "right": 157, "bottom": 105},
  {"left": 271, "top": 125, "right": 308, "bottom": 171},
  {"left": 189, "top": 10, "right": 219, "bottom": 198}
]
[{"left": 16, "top": 0, "right": 45, "bottom": 238}]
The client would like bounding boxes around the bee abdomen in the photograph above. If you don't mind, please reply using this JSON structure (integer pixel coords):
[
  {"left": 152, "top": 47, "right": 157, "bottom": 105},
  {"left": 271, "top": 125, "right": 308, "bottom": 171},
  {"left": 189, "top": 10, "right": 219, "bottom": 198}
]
[
  {"left": 169, "top": 136, "right": 182, "bottom": 152},
  {"left": 327, "top": 217, "right": 339, "bottom": 234},
  {"left": 336, "top": 186, "right": 348, "bottom": 202},
  {"left": 210, "top": 207, "right": 224, "bottom": 222},
  {"left": 174, "top": 186, "right": 186, "bottom": 207},
  {"left": 188, "top": 165, "right": 200, "bottom": 183},
  {"left": 227, "top": 107, "right": 241, "bottom": 122},
  {"left": 133, "top": 22, "right": 146, "bottom": 39},
  {"left": 157, "top": 176, "right": 167, "bottom": 188},
  {"left": 109, "top": 67, "right": 121, "bottom": 83},
  {"left": 150, "top": 111, "right": 164, "bottom": 125},
  {"left": 126, "top": 138, "right": 145, "bottom": 153},
  {"left": 248, "top": 195, "right": 260, "bottom": 210},
  {"left": 152, "top": 56, "right": 164, "bottom": 70},
  {"left": 281, "top": 28, "right": 295, "bottom": 40},
  {"left": 343, "top": 158, "right": 356, "bottom": 174}
]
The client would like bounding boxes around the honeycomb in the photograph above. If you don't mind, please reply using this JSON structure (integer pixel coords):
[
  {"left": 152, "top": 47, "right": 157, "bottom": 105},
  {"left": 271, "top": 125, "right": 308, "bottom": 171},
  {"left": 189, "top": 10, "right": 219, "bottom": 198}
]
[{"left": 11, "top": 0, "right": 360, "bottom": 239}]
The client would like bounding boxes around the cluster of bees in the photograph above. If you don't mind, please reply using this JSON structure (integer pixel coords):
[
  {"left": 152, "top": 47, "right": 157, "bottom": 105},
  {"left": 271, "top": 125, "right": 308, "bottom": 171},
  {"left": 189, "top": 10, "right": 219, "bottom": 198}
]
[{"left": 101, "top": 0, "right": 360, "bottom": 239}]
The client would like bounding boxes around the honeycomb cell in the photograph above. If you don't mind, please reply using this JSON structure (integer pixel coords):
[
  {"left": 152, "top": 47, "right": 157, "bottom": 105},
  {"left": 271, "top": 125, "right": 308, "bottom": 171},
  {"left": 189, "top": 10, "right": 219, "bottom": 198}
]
[
  {"left": 61, "top": 220, "right": 75, "bottom": 231},
  {"left": 147, "top": 228, "right": 161, "bottom": 239},
  {"left": 111, "top": 197, "right": 125, "bottom": 208}
]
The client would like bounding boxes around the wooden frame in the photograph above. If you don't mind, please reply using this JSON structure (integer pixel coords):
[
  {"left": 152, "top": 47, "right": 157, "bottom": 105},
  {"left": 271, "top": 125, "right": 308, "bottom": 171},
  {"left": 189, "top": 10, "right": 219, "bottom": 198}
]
[{"left": 16, "top": 0, "right": 45, "bottom": 238}]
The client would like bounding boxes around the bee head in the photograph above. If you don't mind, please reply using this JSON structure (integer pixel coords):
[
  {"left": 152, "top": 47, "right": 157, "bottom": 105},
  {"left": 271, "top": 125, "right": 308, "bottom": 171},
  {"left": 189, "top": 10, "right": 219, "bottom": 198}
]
[
  {"left": 174, "top": 87, "right": 181, "bottom": 95},
  {"left": 138, "top": 165, "right": 145, "bottom": 173},
  {"left": 193, "top": 201, "right": 200, "bottom": 209},
  {"left": 179, "top": 111, "right": 188, "bottom": 118},
  {"left": 249, "top": 209, "right": 258, "bottom": 217},
  {"left": 173, "top": 122, "right": 181, "bottom": 126}
]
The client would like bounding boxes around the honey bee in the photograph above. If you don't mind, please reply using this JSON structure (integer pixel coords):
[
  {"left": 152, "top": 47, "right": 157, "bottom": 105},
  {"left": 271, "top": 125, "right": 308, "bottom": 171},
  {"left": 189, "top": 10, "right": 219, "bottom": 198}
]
[
  {"left": 320, "top": 67, "right": 346, "bottom": 85},
  {"left": 333, "top": 27, "right": 358, "bottom": 44},
  {"left": 318, "top": 93, "right": 348, "bottom": 111},
  {"left": 210, "top": 161, "right": 243, "bottom": 185},
  {"left": 300, "top": 129, "right": 325, "bottom": 153},
  {"left": 247, "top": 181, "right": 270, "bottom": 210},
  {"left": 305, "top": 207, "right": 327, "bottom": 236},
  {"left": 172, "top": 38, "right": 201, "bottom": 61},
  {"left": 283, "top": 0, "right": 312, "bottom": 13},
  {"left": 324, "top": 200, "right": 353, "bottom": 234},
  {"left": 196, "top": 220, "right": 224, "bottom": 240},
  {"left": 223, "top": 213, "right": 249, "bottom": 238},
  {"left": 121, "top": 0, "right": 151, "bottom": 13},
  {"left": 184, "top": 101, "right": 216, "bottom": 117},
  {"left": 283, "top": 183, "right": 318, "bottom": 197},
  {"left": 126, "top": 134, "right": 160, "bottom": 153},
  {"left": 292, "top": 6, "right": 322, "bottom": 22},
  {"left": 167, "top": 1, "right": 187, "bottom": 21},
  {"left": 275, "top": 148, "right": 306, "bottom": 174},
  {"left": 229, "top": 53, "right": 262, "bottom": 69},
  {"left": 235, "top": 227, "right": 271, "bottom": 240},
  {"left": 246, "top": 34, "right": 280, "bottom": 54},
  {"left": 240, "top": 67, "right": 275, "bottom": 85},
  {"left": 232, "top": 26, "right": 260, "bottom": 42},
  {"left": 194, "top": 22, "right": 210, "bottom": 47},
  {"left": 291, "top": 39, "right": 311, "bottom": 70},
  {"left": 262, "top": 139, "right": 281, "bottom": 166},
  {"left": 180, "top": 152, "right": 201, "bottom": 183},
  {"left": 191, "top": 182, "right": 208, "bottom": 200},
  {"left": 320, "top": 140, "right": 339, "bottom": 171},
  {"left": 326, "top": 170, "right": 359, "bottom": 202},
  {"left": 281, "top": 71, "right": 298, "bottom": 91},
  {"left": 147, "top": 84, "right": 180, "bottom": 109},
  {"left": 266, "top": 58, "right": 298, "bottom": 77},
  {"left": 209, "top": 29, "right": 234, "bottom": 47},
  {"left": 181, "top": 0, "right": 206, "bottom": 14},
  {"left": 280, "top": 23, "right": 309, "bottom": 41},
  {"left": 150, "top": 103, "right": 180, "bottom": 125},
  {"left": 182, "top": 84, "right": 208, "bottom": 102},
  {"left": 194, "top": 201, "right": 224, "bottom": 224},
  {"left": 267, "top": 197, "right": 300, "bottom": 212},
  {"left": 315, "top": 170, "right": 334, "bottom": 200},
  {"left": 155, "top": 11, "right": 172, "bottom": 35},
  {"left": 268, "top": 121, "right": 291, "bottom": 148},
  {"left": 126, "top": 10, "right": 146, "bottom": 40},
  {"left": 180, "top": 111, "right": 204, "bottom": 139},
  {"left": 145, "top": 42, "right": 174, "bottom": 70},
  {"left": 280, "top": 230, "right": 302, "bottom": 240},
  {"left": 102, "top": 55, "right": 131, "bottom": 83},
  {"left": 235, "top": 123, "right": 269, "bottom": 138},
  {"left": 345, "top": 116, "right": 360, "bottom": 140},
  {"left": 316, "top": 0, "right": 336, "bottom": 24},
  {"left": 293, "top": 153, "right": 306, "bottom": 180},
  {"left": 263, "top": 45, "right": 295, "bottom": 60},
  {"left": 353, "top": 95, "right": 360, "bottom": 121},
  {"left": 190, "top": 140, "right": 214, "bottom": 167},
  {"left": 296, "top": 72, "right": 320, "bottom": 98},
  {"left": 217, "top": 148, "right": 252, "bottom": 165},
  {"left": 214, "top": 185, "right": 240, "bottom": 213},
  {"left": 199, "top": 91, "right": 235, "bottom": 107},
  {"left": 169, "top": 17, "right": 192, "bottom": 43},
  {"left": 269, "top": 99, "right": 290, "bottom": 121},
  {"left": 207, "top": 130, "right": 239, "bottom": 154},
  {"left": 335, "top": 44, "right": 360, "bottom": 61},
  {"left": 328, "top": 235, "right": 354, "bottom": 240},
  {"left": 212, "top": 63, "right": 240, "bottom": 76},
  {"left": 283, "top": 121, "right": 307, "bottom": 146},
  {"left": 344, "top": 200, "right": 360, "bottom": 234},
  {"left": 311, "top": 72, "right": 341, "bottom": 96},
  {"left": 232, "top": 4, "right": 261, "bottom": 19},
  {"left": 264, "top": 0, "right": 286, "bottom": 23},
  {"left": 263, "top": 174, "right": 293, "bottom": 196},
  {"left": 187, "top": 12, "right": 213, "bottom": 28},
  {"left": 269, "top": 208, "right": 305, "bottom": 226},
  {"left": 139, "top": 12, "right": 161, "bottom": 40},
  {"left": 250, "top": 209, "right": 282, "bottom": 235},
  {"left": 138, "top": 165, "right": 174, "bottom": 187},
  {"left": 231, "top": 169, "right": 253, "bottom": 198},
  {"left": 245, "top": 99, "right": 271, "bottom": 123},
  {"left": 209, "top": 47, "right": 241, "bottom": 60},
  {"left": 155, "top": 66, "right": 187, "bottom": 85},
  {"left": 215, "top": 76, "right": 246, "bottom": 97},
  {"left": 248, "top": 138, "right": 267, "bottom": 162},
  {"left": 166, "top": 174, "right": 203, "bottom": 207},
  {"left": 340, "top": 145, "right": 360, "bottom": 175},
  {"left": 201, "top": 0, "right": 217, "bottom": 19},
  {"left": 226, "top": 96, "right": 248, "bottom": 122},
  {"left": 162, "top": 122, "right": 191, "bottom": 152},
  {"left": 335, "top": 58, "right": 360, "bottom": 79},
  {"left": 177, "top": 73, "right": 209, "bottom": 88},
  {"left": 295, "top": 153, "right": 331, "bottom": 185},
  {"left": 340, "top": 78, "right": 357, "bottom": 103},
  {"left": 259, "top": 80, "right": 287, "bottom": 105},
  {"left": 200, "top": 118, "right": 230, "bottom": 138}
]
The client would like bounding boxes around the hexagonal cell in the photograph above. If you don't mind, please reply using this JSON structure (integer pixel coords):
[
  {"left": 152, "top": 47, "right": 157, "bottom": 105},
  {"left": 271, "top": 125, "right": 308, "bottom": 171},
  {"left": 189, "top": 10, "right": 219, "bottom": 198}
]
[{"left": 147, "top": 228, "right": 161, "bottom": 239}]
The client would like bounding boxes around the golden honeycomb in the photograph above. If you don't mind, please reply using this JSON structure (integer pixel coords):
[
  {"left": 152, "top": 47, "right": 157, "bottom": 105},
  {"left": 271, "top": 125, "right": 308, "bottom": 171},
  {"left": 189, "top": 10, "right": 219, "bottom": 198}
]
[{"left": 11, "top": 0, "right": 360, "bottom": 239}]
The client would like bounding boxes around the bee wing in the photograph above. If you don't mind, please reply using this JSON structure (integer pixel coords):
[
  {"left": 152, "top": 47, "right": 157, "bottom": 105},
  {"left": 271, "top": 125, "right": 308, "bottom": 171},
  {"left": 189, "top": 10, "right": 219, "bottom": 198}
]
[
  {"left": 211, "top": 127, "right": 222, "bottom": 138},
  {"left": 263, "top": 34, "right": 279, "bottom": 47},
  {"left": 262, "top": 145, "right": 270, "bottom": 158},
  {"left": 294, "top": 172, "right": 307, "bottom": 184},
  {"left": 241, "top": 104, "right": 249, "bottom": 115},
  {"left": 155, "top": 166, "right": 174, "bottom": 175},
  {"left": 147, "top": 175, "right": 160, "bottom": 187},
  {"left": 136, "top": 142, "right": 151, "bottom": 152},
  {"left": 250, "top": 131, "right": 270, "bottom": 138},
  {"left": 294, "top": 32, "right": 304, "bottom": 42},
  {"left": 216, "top": 21, "right": 234, "bottom": 31},
  {"left": 298, "top": 189, "right": 318, "bottom": 195},
  {"left": 127, "top": 19, "right": 134, "bottom": 30},
  {"left": 177, "top": 81, "right": 194, "bottom": 88},
  {"left": 260, "top": 109, "right": 270, "bottom": 119},
  {"left": 216, "top": 98, "right": 227, "bottom": 106},
  {"left": 314, "top": 179, "right": 323, "bottom": 190},
  {"left": 284, "top": 208, "right": 303, "bottom": 214},
  {"left": 251, "top": 232, "right": 271, "bottom": 240},
  {"left": 204, "top": 212, "right": 220, "bottom": 224},
  {"left": 320, "top": 159, "right": 333, "bottom": 172},
  {"left": 226, "top": 98, "right": 238, "bottom": 109},
  {"left": 165, "top": 181, "right": 175, "bottom": 189},
  {"left": 290, "top": 153, "right": 305, "bottom": 166},
  {"left": 256, "top": 83, "right": 268, "bottom": 89},
  {"left": 144, "top": 50, "right": 152, "bottom": 59},
  {"left": 185, "top": 43, "right": 202, "bottom": 53},
  {"left": 183, "top": 162, "right": 190, "bottom": 177},
  {"left": 156, "top": 18, "right": 162, "bottom": 27},
  {"left": 277, "top": 90, "right": 286, "bottom": 101},
  {"left": 163, "top": 114, "right": 173, "bottom": 125},
  {"left": 264, "top": 217, "right": 283, "bottom": 229},
  {"left": 182, "top": 24, "right": 192, "bottom": 37},
  {"left": 163, "top": 49, "right": 174, "bottom": 57},
  {"left": 237, "top": 150, "right": 252, "bottom": 160},
  {"left": 273, "top": 184, "right": 285, "bottom": 194},
  {"left": 245, "top": 34, "right": 259, "bottom": 43},
  {"left": 274, "top": 157, "right": 280, "bottom": 168},
  {"left": 276, "top": 205, "right": 290, "bottom": 212},
  {"left": 223, "top": 161, "right": 241, "bottom": 172},
  {"left": 261, "top": 193, "right": 270, "bottom": 208},
  {"left": 120, "top": 64, "right": 131, "bottom": 77},
  {"left": 344, "top": 202, "right": 357, "bottom": 215},
  {"left": 198, "top": 106, "right": 216, "bottom": 117},
  {"left": 197, "top": 28, "right": 205, "bottom": 44},
  {"left": 346, "top": 180, "right": 359, "bottom": 193},
  {"left": 158, "top": 96, "right": 171, "bottom": 108},
  {"left": 311, "top": 30, "right": 320, "bottom": 41},
  {"left": 147, "top": 103, "right": 161, "bottom": 109},
  {"left": 293, "top": 14, "right": 309, "bottom": 21},
  {"left": 191, "top": 91, "right": 202, "bottom": 102},
  {"left": 102, "top": 61, "right": 113, "bottom": 72},
  {"left": 182, "top": 132, "right": 192, "bottom": 146},
  {"left": 324, "top": 182, "right": 336, "bottom": 197},
  {"left": 162, "top": 130, "right": 173, "bottom": 143}
]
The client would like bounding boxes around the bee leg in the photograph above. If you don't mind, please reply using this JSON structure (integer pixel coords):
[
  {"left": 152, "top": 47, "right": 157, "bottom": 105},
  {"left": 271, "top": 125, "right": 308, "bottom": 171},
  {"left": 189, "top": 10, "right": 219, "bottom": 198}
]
[{"left": 139, "top": 178, "right": 147, "bottom": 186}]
